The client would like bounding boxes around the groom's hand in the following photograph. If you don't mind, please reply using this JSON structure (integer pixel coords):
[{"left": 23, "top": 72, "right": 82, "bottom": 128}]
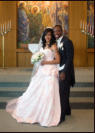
[{"left": 59, "top": 72, "right": 66, "bottom": 80}]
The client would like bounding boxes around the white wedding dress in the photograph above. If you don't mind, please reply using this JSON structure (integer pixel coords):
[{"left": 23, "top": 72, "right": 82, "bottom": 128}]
[{"left": 6, "top": 48, "right": 61, "bottom": 127}]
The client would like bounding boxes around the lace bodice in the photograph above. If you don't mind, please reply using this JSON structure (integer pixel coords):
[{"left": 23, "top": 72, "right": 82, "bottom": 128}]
[{"left": 40, "top": 47, "right": 55, "bottom": 61}]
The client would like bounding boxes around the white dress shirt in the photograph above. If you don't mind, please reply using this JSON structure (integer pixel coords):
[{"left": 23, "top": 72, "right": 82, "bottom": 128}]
[
  {"left": 56, "top": 36, "right": 63, "bottom": 48},
  {"left": 56, "top": 36, "right": 65, "bottom": 71}
]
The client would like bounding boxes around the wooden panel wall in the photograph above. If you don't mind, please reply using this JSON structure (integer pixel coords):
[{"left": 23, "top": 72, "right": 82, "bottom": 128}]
[
  {"left": 87, "top": 52, "right": 94, "bottom": 66},
  {"left": 16, "top": 49, "right": 33, "bottom": 67},
  {"left": 0, "top": 1, "right": 94, "bottom": 67},
  {"left": 69, "top": 1, "right": 88, "bottom": 67},
  {"left": 0, "top": 1, "right": 17, "bottom": 67},
  {"left": 17, "top": 53, "right": 31, "bottom": 67}
]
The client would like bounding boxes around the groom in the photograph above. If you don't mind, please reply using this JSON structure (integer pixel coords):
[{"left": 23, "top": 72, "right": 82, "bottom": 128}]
[{"left": 53, "top": 25, "right": 75, "bottom": 123}]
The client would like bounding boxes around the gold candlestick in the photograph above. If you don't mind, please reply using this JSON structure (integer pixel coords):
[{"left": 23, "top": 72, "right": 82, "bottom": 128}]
[
  {"left": 0, "top": 20, "right": 11, "bottom": 69},
  {"left": 2, "top": 35, "right": 5, "bottom": 68}
]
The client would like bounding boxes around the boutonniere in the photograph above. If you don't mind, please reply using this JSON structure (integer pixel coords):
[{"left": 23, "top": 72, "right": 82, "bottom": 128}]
[{"left": 59, "top": 42, "right": 64, "bottom": 50}]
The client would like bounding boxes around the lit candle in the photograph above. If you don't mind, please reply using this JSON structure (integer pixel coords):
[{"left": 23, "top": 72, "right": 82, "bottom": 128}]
[
  {"left": 92, "top": 27, "right": 94, "bottom": 35},
  {"left": 80, "top": 20, "right": 82, "bottom": 29},
  {"left": 91, "top": 26, "right": 93, "bottom": 36},
  {"left": 5, "top": 23, "right": 6, "bottom": 32},
  {"left": 90, "top": 25, "right": 92, "bottom": 34},
  {"left": 3, "top": 24, "right": 4, "bottom": 32},
  {"left": 7, "top": 21, "right": 8, "bottom": 30},
  {"left": 88, "top": 24, "right": 90, "bottom": 33},
  {"left": 10, "top": 20, "right": 11, "bottom": 29},
  {"left": 83, "top": 22, "right": 84, "bottom": 31},
  {"left": 8, "top": 21, "right": 9, "bottom": 30},
  {"left": 85, "top": 23, "right": 87, "bottom": 32},
  {"left": 1, "top": 24, "right": 2, "bottom": 33},
  {"left": 87, "top": 24, "right": 88, "bottom": 33}
]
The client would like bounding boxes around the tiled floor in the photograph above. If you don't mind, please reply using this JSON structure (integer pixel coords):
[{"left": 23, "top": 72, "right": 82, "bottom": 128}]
[{"left": 0, "top": 67, "right": 94, "bottom": 132}]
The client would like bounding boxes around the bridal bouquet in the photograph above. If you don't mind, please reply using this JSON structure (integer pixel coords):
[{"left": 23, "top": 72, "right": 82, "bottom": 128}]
[{"left": 31, "top": 51, "right": 45, "bottom": 64}]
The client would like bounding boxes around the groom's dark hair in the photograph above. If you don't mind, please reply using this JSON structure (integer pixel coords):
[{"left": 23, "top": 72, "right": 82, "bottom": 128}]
[{"left": 53, "top": 25, "right": 63, "bottom": 32}]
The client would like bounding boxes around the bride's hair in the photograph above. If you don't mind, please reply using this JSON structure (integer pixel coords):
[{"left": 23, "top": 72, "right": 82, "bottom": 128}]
[{"left": 41, "top": 28, "right": 56, "bottom": 49}]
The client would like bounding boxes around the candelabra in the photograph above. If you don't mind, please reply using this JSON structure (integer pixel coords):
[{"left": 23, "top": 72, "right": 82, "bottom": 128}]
[
  {"left": 0, "top": 20, "right": 11, "bottom": 69},
  {"left": 80, "top": 20, "right": 94, "bottom": 38}
]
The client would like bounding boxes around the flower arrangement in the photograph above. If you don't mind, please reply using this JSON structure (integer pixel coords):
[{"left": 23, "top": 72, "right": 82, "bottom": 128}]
[
  {"left": 31, "top": 51, "right": 45, "bottom": 64},
  {"left": 59, "top": 42, "right": 64, "bottom": 50}
]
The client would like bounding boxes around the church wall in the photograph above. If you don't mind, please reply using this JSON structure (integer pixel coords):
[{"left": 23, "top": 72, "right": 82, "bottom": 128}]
[
  {"left": 0, "top": 1, "right": 94, "bottom": 67},
  {"left": 0, "top": 1, "right": 17, "bottom": 67}
]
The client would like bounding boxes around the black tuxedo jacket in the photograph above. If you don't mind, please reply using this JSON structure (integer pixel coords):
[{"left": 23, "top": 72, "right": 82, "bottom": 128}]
[{"left": 58, "top": 36, "right": 75, "bottom": 87}]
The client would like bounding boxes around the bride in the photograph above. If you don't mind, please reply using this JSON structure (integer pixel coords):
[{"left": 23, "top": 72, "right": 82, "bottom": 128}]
[{"left": 6, "top": 28, "right": 61, "bottom": 127}]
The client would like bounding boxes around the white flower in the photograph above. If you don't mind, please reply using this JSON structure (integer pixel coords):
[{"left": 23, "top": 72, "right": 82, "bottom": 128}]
[
  {"left": 31, "top": 52, "right": 45, "bottom": 64},
  {"left": 59, "top": 43, "right": 63, "bottom": 48},
  {"left": 62, "top": 47, "right": 64, "bottom": 50}
]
